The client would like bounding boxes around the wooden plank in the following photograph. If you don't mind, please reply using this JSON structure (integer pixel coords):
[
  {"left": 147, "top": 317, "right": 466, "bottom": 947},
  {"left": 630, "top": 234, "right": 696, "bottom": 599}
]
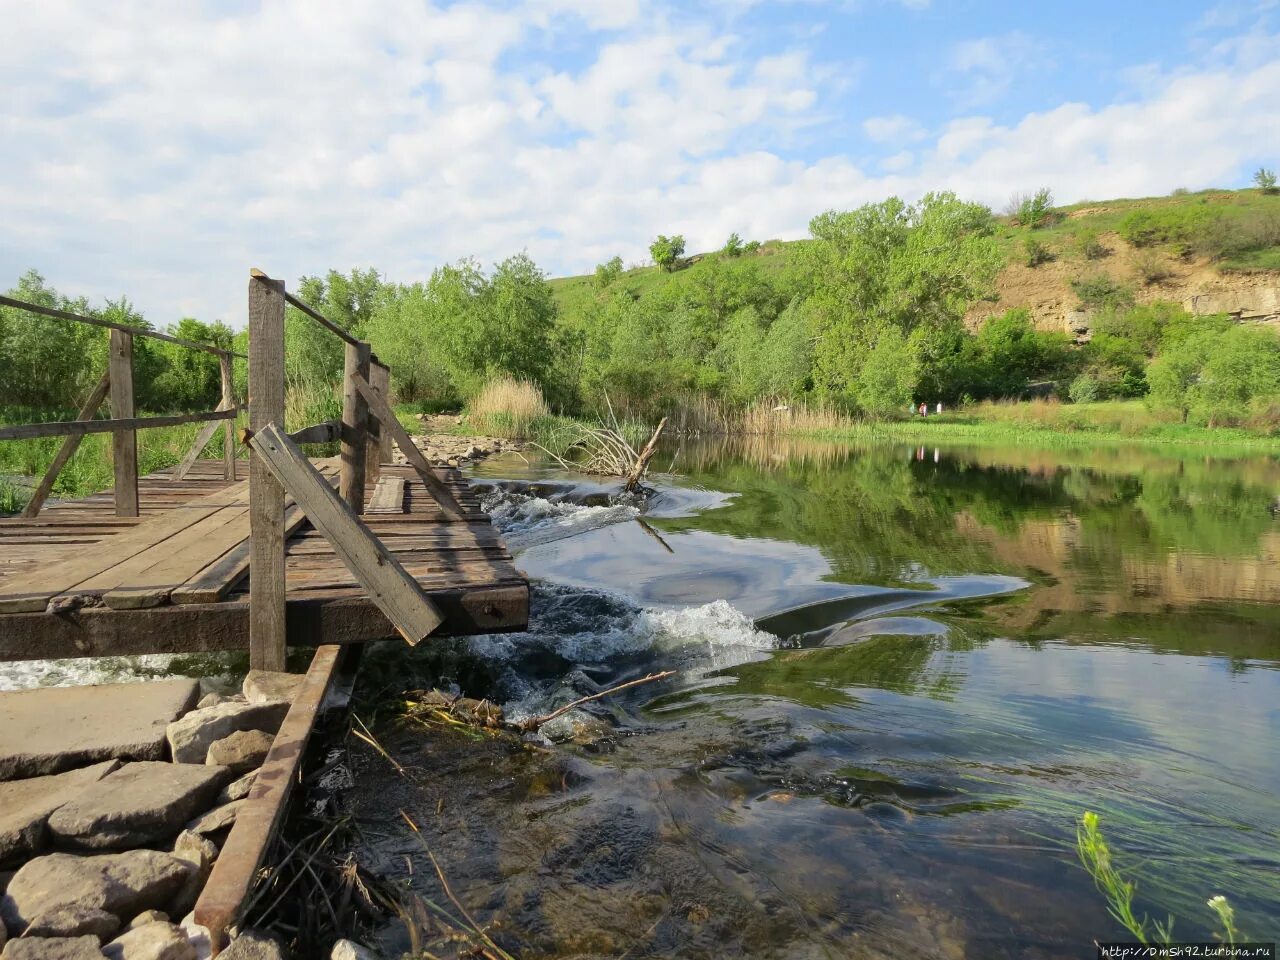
[
  {"left": 248, "top": 271, "right": 288, "bottom": 672},
  {"left": 287, "top": 419, "right": 341, "bottom": 445},
  {"left": 0, "top": 408, "right": 242, "bottom": 442},
  {"left": 248, "top": 423, "right": 444, "bottom": 644},
  {"left": 195, "top": 644, "right": 343, "bottom": 951},
  {"left": 350, "top": 372, "right": 467, "bottom": 521},
  {"left": 0, "top": 293, "right": 243, "bottom": 358},
  {"left": 370, "top": 361, "right": 393, "bottom": 464},
  {"left": 0, "top": 584, "right": 530, "bottom": 662},
  {"left": 366, "top": 475, "right": 405, "bottom": 514},
  {"left": 340, "top": 341, "right": 370, "bottom": 512},
  {"left": 22, "top": 369, "right": 112, "bottom": 518},
  {"left": 220, "top": 355, "right": 237, "bottom": 482},
  {"left": 172, "top": 397, "right": 233, "bottom": 481},
  {"left": 109, "top": 329, "right": 139, "bottom": 518},
  {"left": 0, "top": 481, "right": 250, "bottom": 612}
]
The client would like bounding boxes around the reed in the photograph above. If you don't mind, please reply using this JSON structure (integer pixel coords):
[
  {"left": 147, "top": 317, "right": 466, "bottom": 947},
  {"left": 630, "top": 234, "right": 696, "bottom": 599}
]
[
  {"left": 465, "top": 376, "right": 550, "bottom": 438},
  {"left": 738, "top": 397, "right": 859, "bottom": 435}
]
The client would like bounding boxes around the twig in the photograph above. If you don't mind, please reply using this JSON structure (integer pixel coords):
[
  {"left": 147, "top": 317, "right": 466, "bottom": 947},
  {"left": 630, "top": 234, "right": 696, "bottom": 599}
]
[
  {"left": 516, "top": 670, "right": 676, "bottom": 732},
  {"left": 351, "top": 714, "right": 404, "bottom": 776}
]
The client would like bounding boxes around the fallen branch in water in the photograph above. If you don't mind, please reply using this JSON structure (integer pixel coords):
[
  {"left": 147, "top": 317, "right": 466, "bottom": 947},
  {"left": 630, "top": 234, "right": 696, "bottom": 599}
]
[{"left": 515, "top": 670, "right": 677, "bottom": 733}]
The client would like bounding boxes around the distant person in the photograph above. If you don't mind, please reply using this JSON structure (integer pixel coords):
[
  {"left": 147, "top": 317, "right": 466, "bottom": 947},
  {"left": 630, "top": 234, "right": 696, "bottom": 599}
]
[
  {"left": 936, "top": 402, "right": 943, "bottom": 414},
  {"left": 919, "top": 402, "right": 928, "bottom": 417}
]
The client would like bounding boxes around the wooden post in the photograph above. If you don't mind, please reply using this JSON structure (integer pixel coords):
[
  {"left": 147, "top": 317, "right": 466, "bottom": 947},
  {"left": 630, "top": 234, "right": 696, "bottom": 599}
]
[
  {"left": 248, "top": 270, "right": 287, "bottom": 672},
  {"left": 370, "top": 362, "right": 393, "bottom": 465},
  {"left": 109, "top": 328, "right": 138, "bottom": 517},
  {"left": 23, "top": 369, "right": 111, "bottom": 518},
  {"left": 340, "top": 340, "right": 371, "bottom": 512},
  {"left": 220, "top": 355, "right": 236, "bottom": 482}
]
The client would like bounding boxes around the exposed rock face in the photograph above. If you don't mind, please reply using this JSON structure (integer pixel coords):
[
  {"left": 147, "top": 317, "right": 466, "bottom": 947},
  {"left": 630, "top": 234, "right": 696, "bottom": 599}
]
[
  {"left": 1, "top": 936, "right": 106, "bottom": 959},
  {"left": 102, "top": 921, "right": 196, "bottom": 960},
  {"left": 182, "top": 802, "right": 242, "bottom": 838},
  {"left": 22, "top": 904, "right": 119, "bottom": 941},
  {"left": 0, "top": 761, "right": 120, "bottom": 864},
  {"left": 0, "top": 851, "right": 192, "bottom": 935},
  {"left": 215, "top": 772, "right": 255, "bottom": 805},
  {"left": 241, "top": 672, "right": 304, "bottom": 706},
  {"left": 165, "top": 702, "right": 289, "bottom": 765},
  {"left": 1185, "top": 286, "right": 1280, "bottom": 324},
  {"left": 47, "top": 763, "right": 231, "bottom": 850},
  {"left": 217, "top": 930, "right": 286, "bottom": 960},
  {"left": 204, "top": 731, "right": 272, "bottom": 775},
  {"left": 0, "top": 680, "right": 200, "bottom": 781}
]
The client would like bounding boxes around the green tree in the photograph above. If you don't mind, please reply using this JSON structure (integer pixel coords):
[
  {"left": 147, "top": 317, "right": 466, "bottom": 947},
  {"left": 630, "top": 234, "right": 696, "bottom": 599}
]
[
  {"left": 0, "top": 270, "right": 107, "bottom": 410},
  {"left": 649, "top": 235, "right": 686, "bottom": 272},
  {"left": 723, "top": 232, "right": 744, "bottom": 257},
  {"left": 856, "top": 325, "right": 917, "bottom": 414},
  {"left": 1253, "top": 167, "right": 1277, "bottom": 192},
  {"left": 593, "top": 256, "right": 623, "bottom": 289}
]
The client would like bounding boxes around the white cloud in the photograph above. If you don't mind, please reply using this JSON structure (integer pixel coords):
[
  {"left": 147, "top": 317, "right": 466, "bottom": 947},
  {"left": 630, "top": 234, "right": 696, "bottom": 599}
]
[
  {"left": 948, "top": 30, "right": 1047, "bottom": 107},
  {"left": 0, "top": 5, "right": 1278, "bottom": 329}
]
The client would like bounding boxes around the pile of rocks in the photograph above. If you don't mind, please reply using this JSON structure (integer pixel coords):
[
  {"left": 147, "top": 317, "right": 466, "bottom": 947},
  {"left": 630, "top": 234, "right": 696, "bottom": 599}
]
[
  {"left": 402, "top": 415, "right": 522, "bottom": 469},
  {"left": 0, "top": 671, "right": 304, "bottom": 960}
]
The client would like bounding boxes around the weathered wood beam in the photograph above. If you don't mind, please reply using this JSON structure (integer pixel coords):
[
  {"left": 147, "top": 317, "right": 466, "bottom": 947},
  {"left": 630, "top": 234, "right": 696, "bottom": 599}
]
[
  {"left": 109, "top": 329, "right": 139, "bottom": 518},
  {"left": 0, "top": 408, "right": 242, "bottom": 442},
  {"left": 220, "top": 355, "right": 237, "bottom": 482},
  {"left": 247, "top": 423, "right": 444, "bottom": 644},
  {"left": 22, "top": 369, "right": 112, "bottom": 518},
  {"left": 173, "top": 397, "right": 235, "bottom": 481},
  {"left": 286, "top": 419, "right": 342, "bottom": 445},
  {"left": 340, "top": 341, "right": 371, "bottom": 511},
  {"left": 349, "top": 372, "right": 467, "bottom": 521},
  {"left": 248, "top": 269, "right": 361, "bottom": 347}
]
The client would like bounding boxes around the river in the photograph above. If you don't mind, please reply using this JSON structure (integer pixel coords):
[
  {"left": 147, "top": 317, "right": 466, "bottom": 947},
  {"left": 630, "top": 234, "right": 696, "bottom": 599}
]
[{"left": 338, "top": 436, "right": 1280, "bottom": 958}]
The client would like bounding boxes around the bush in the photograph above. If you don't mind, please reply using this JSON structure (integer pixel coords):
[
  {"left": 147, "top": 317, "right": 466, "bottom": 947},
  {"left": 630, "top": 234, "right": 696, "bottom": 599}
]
[
  {"left": 465, "top": 375, "right": 550, "bottom": 437},
  {"left": 1071, "top": 274, "right": 1136, "bottom": 312},
  {"left": 1077, "top": 229, "right": 1108, "bottom": 260},
  {"left": 743, "top": 240, "right": 762, "bottom": 254},
  {"left": 1022, "top": 235, "right": 1053, "bottom": 267},
  {"left": 593, "top": 256, "right": 623, "bottom": 289},
  {"left": 1254, "top": 167, "right": 1277, "bottom": 192},
  {"left": 1133, "top": 251, "right": 1174, "bottom": 285},
  {"left": 649, "top": 235, "right": 686, "bottom": 272},
  {"left": 1118, "top": 210, "right": 1162, "bottom": 247},
  {"left": 1068, "top": 372, "right": 1102, "bottom": 403},
  {"left": 1009, "top": 188, "right": 1054, "bottom": 228},
  {"left": 723, "top": 233, "right": 744, "bottom": 257}
]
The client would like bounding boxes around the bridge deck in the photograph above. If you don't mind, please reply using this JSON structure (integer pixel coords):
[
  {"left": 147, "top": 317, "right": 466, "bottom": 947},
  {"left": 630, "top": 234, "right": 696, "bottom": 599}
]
[{"left": 0, "top": 459, "right": 527, "bottom": 662}]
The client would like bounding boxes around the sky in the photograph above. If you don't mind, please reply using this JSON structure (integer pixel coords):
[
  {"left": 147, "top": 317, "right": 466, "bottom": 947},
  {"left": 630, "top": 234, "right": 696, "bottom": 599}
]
[{"left": 2, "top": 0, "right": 1279, "bottom": 327}]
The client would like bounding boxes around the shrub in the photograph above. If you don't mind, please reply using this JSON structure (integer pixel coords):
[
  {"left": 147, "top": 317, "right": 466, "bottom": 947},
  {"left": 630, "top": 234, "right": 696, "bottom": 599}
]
[
  {"left": 1068, "top": 372, "right": 1102, "bottom": 403},
  {"left": 1022, "top": 236, "right": 1053, "bottom": 267},
  {"left": 593, "top": 256, "right": 623, "bottom": 289},
  {"left": 649, "top": 235, "right": 686, "bottom": 272},
  {"left": 465, "top": 375, "right": 550, "bottom": 437},
  {"left": 1171, "top": 186, "right": 1190, "bottom": 196},
  {"left": 1071, "top": 274, "right": 1136, "bottom": 312},
  {"left": 1254, "top": 167, "right": 1277, "bottom": 192},
  {"left": 1009, "top": 188, "right": 1054, "bottom": 228},
  {"left": 743, "top": 240, "right": 762, "bottom": 254},
  {"left": 1077, "top": 229, "right": 1108, "bottom": 260},
  {"left": 1133, "top": 251, "right": 1174, "bottom": 285},
  {"left": 1118, "top": 210, "right": 1162, "bottom": 247},
  {"left": 723, "top": 233, "right": 744, "bottom": 257}
]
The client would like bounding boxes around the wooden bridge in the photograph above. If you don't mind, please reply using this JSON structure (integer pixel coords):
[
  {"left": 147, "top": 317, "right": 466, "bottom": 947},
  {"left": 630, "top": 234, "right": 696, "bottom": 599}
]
[{"left": 0, "top": 269, "right": 528, "bottom": 948}]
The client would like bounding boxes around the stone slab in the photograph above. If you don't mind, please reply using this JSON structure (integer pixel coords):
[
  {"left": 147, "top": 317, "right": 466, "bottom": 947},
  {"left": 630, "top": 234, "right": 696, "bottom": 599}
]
[
  {"left": 0, "top": 761, "right": 120, "bottom": 865},
  {"left": 47, "top": 762, "right": 231, "bottom": 851},
  {"left": 0, "top": 680, "right": 201, "bottom": 781}
]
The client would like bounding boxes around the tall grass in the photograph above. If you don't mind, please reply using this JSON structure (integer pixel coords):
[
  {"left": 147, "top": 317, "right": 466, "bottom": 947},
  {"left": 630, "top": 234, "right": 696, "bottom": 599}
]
[
  {"left": 464, "top": 376, "right": 549, "bottom": 438},
  {"left": 739, "top": 397, "right": 858, "bottom": 435}
]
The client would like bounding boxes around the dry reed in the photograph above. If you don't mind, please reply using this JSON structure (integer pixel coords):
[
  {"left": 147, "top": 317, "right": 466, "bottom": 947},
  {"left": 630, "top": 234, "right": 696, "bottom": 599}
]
[{"left": 466, "top": 376, "right": 550, "bottom": 438}]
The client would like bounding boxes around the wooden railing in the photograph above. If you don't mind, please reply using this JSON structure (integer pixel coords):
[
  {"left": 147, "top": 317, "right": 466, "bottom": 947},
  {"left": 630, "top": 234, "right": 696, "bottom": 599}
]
[{"left": 0, "top": 293, "right": 245, "bottom": 518}]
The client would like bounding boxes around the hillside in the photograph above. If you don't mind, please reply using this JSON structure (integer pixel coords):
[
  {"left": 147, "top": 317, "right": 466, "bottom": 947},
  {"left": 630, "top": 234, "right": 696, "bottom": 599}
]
[{"left": 549, "top": 187, "right": 1280, "bottom": 334}]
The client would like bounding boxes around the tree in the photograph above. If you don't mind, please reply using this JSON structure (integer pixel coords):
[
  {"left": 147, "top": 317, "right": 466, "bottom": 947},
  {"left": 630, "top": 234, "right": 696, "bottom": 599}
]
[
  {"left": 649, "top": 235, "right": 686, "bottom": 272},
  {"left": 1254, "top": 167, "right": 1277, "bottom": 192},
  {"left": 1006, "top": 188, "right": 1053, "bottom": 228},
  {"left": 723, "top": 233, "right": 744, "bottom": 257},
  {"left": 593, "top": 256, "right": 623, "bottom": 289},
  {"left": 856, "top": 326, "right": 917, "bottom": 414}
]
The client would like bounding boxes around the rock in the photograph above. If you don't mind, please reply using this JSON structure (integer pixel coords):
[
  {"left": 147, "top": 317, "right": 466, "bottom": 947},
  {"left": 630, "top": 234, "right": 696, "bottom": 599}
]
[
  {"left": 331, "top": 940, "right": 380, "bottom": 960},
  {"left": 47, "top": 762, "right": 231, "bottom": 850},
  {"left": 23, "top": 905, "right": 119, "bottom": 941},
  {"left": 240, "top": 672, "right": 303, "bottom": 706},
  {"left": 0, "top": 914, "right": 6, "bottom": 952},
  {"left": 126, "top": 911, "right": 168, "bottom": 930},
  {"left": 0, "top": 851, "right": 192, "bottom": 935},
  {"left": 0, "top": 680, "right": 200, "bottom": 781},
  {"left": 181, "top": 802, "right": 242, "bottom": 838},
  {"left": 203, "top": 731, "right": 271, "bottom": 774},
  {"left": 194, "top": 694, "right": 222, "bottom": 711},
  {"left": 102, "top": 921, "right": 196, "bottom": 960},
  {"left": 168, "top": 832, "right": 217, "bottom": 918},
  {"left": 165, "top": 703, "right": 288, "bottom": 766},
  {"left": 215, "top": 772, "right": 255, "bottom": 805},
  {"left": 1, "top": 936, "right": 105, "bottom": 959},
  {"left": 0, "top": 761, "right": 120, "bottom": 864},
  {"left": 218, "top": 930, "right": 285, "bottom": 960}
]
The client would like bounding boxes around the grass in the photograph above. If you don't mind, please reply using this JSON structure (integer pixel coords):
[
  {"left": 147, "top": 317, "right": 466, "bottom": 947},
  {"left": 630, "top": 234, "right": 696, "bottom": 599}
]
[{"left": 463, "top": 376, "right": 550, "bottom": 438}]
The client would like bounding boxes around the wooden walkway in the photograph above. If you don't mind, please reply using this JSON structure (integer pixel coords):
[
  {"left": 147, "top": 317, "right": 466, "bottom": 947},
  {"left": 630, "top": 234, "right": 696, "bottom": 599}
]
[{"left": 0, "top": 458, "right": 528, "bottom": 662}]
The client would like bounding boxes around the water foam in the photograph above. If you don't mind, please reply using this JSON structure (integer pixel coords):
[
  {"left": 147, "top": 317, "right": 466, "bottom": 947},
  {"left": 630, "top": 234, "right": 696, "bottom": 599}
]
[{"left": 479, "top": 487, "right": 639, "bottom": 550}]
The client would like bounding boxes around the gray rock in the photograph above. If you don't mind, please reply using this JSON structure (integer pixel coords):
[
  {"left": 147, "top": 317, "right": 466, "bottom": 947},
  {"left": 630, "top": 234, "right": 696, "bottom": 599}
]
[
  {"left": 165, "top": 703, "right": 288, "bottom": 766},
  {"left": 240, "top": 672, "right": 303, "bottom": 706},
  {"left": 1, "top": 936, "right": 105, "bottom": 959},
  {"left": 0, "top": 914, "right": 6, "bottom": 952},
  {"left": 0, "top": 761, "right": 119, "bottom": 865},
  {"left": 218, "top": 930, "right": 285, "bottom": 960},
  {"left": 181, "top": 802, "right": 242, "bottom": 838},
  {"left": 102, "top": 921, "right": 196, "bottom": 960},
  {"left": 215, "top": 772, "right": 255, "bottom": 805},
  {"left": 125, "top": 911, "right": 168, "bottom": 930},
  {"left": 23, "top": 905, "right": 119, "bottom": 942},
  {"left": 47, "top": 763, "right": 231, "bottom": 850},
  {"left": 203, "top": 731, "right": 271, "bottom": 774},
  {"left": 0, "top": 851, "right": 192, "bottom": 935},
  {"left": 331, "top": 939, "right": 380, "bottom": 960},
  {"left": 194, "top": 694, "right": 222, "bottom": 711},
  {"left": 0, "top": 680, "right": 200, "bottom": 781},
  {"left": 168, "top": 832, "right": 217, "bottom": 918}
]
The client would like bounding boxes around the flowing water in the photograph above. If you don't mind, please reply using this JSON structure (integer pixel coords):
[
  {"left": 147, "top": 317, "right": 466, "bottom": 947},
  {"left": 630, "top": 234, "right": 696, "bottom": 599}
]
[{"left": 345, "top": 437, "right": 1280, "bottom": 958}]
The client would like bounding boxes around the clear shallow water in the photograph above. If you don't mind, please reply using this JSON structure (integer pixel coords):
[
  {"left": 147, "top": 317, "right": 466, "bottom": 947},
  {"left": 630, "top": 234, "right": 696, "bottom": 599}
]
[{"left": 351, "top": 439, "right": 1277, "bottom": 955}]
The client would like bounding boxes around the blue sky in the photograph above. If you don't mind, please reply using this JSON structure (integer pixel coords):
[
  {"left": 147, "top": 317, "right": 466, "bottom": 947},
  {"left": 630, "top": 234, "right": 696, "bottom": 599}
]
[{"left": 2, "top": 0, "right": 1278, "bottom": 325}]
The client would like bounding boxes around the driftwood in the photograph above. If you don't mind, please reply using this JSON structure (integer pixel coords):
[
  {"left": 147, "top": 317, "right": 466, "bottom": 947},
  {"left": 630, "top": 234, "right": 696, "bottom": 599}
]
[
  {"left": 624, "top": 417, "right": 667, "bottom": 492},
  {"left": 515, "top": 670, "right": 676, "bottom": 732}
]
